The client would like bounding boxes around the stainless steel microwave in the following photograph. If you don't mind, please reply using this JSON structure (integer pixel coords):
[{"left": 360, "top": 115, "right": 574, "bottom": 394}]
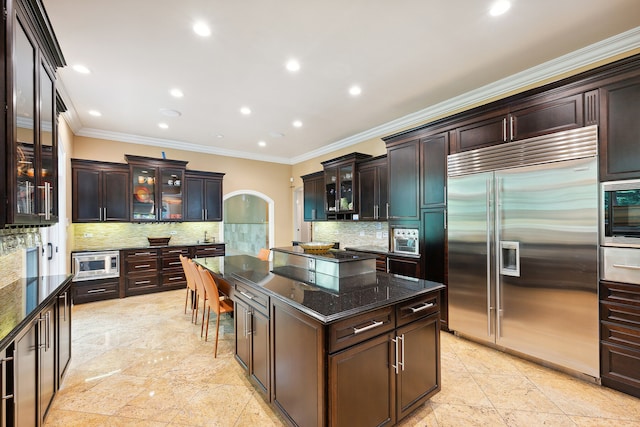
[
  {"left": 72, "top": 251, "right": 120, "bottom": 281},
  {"left": 602, "top": 179, "right": 640, "bottom": 247}
]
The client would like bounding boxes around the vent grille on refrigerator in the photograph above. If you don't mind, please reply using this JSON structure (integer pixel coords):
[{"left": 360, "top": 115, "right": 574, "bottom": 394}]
[{"left": 447, "top": 125, "right": 598, "bottom": 177}]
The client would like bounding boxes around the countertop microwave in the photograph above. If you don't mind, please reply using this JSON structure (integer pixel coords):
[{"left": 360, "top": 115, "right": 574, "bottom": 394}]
[{"left": 72, "top": 251, "right": 120, "bottom": 281}]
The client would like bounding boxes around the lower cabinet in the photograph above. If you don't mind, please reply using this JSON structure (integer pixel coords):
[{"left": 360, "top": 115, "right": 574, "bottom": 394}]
[
  {"left": 57, "top": 288, "right": 72, "bottom": 384},
  {"left": 72, "top": 277, "right": 120, "bottom": 304},
  {"left": 387, "top": 255, "right": 421, "bottom": 279},
  {"left": 269, "top": 291, "right": 441, "bottom": 427},
  {"left": 234, "top": 282, "right": 270, "bottom": 396},
  {"left": 1, "top": 344, "right": 13, "bottom": 426},
  {"left": 600, "top": 280, "right": 640, "bottom": 398},
  {"left": 124, "top": 249, "right": 159, "bottom": 296}
]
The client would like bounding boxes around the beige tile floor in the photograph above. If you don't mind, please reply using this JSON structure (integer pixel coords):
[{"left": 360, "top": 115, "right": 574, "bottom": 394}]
[{"left": 45, "top": 289, "right": 640, "bottom": 427}]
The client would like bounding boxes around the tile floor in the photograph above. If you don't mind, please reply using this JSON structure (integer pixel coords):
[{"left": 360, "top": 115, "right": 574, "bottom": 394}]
[{"left": 44, "top": 289, "right": 640, "bottom": 427}]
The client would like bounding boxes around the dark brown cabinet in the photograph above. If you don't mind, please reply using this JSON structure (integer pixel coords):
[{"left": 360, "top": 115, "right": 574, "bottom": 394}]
[
  {"left": 72, "top": 277, "right": 120, "bottom": 304},
  {"left": 420, "top": 134, "right": 447, "bottom": 208},
  {"left": 358, "top": 156, "right": 388, "bottom": 221},
  {"left": 422, "top": 208, "right": 448, "bottom": 326},
  {"left": 56, "top": 289, "right": 72, "bottom": 387},
  {"left": 387, "top": 141, "right": 420, "bottom": 220},
  {"left": 600, "top": 280, "right": 640, "bottom": 398},
  {"left": 387, "top": 255, "right": 421, "bottom": 278},
  {"left": 71, "top": 160, "right": 130, "bottom": 222},
  {"left": 321, "top": 153, "right": 372, "bottom": 219},
  {"left": 160, "top": 247, "right": 189, "bottom": 288},
  {"left": 123, "top": 249, "right": 160, "bottom": 296},
  {"left": 599, "top": 76, "right": 640, "bottom": 181},
  {"left": 234, "top": 281, "right": 270, "bottom": 396},
  {"left": 302, "top": 171, "right": 326, "bottom": 221},
  {"left": 3, "top": 0, "right": 65, "bottom": 227},
  {"left": 184, "top": 171, "right": 224, "bottom": 221},
  {"left": 453, "top": 111, "right": 508, "bottom": 152}
]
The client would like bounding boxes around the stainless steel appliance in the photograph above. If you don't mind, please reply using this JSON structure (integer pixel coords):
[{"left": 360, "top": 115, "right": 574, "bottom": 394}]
[
  {"left": 72, "top": 251, "right": 120, "bottom": 281},
  {"left": 392, "top": 228, "right": 419, "bottom": 255},
  {"left": 447, "top": 125, "right": 600, "bottom": 378},
  {"left": 602, "top": 179, "right": 640, "bottom": 247}
]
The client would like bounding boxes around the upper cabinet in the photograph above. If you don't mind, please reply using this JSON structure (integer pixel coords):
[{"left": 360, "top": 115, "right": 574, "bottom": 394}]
[
  {"left": 302, "top": 171, "right": 326, "bottom": 222},
  {"left": 3, "top": 0, "right": 66, "bottom": 227},
  {"left": 599, "top": 76, "right": 640, "bottom": 181},
  {"left": 358, "top": 156, "right": 388, "bottom": 221},
  {"left": 126, "top": 155, "right": 188, "bottom": 222},
  {"left": 184, "top": 171, "right": 225, "bottom": 222},
  {"left": 72, "top": 160, "right": 130, "bottom": 222},
  {"left": 321, "top": 153, "right": 371, "bottom": 220},
  {"left": 387, "top": 139, "right": 420, "bottom": 221}
]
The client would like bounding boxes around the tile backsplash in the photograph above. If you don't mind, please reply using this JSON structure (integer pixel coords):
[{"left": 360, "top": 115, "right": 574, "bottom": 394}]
[
  {"left": 313, "top": 221, "right": 389, "bottom": 249},
  {"left": 72, "top": 222, "right": 221, "bottom": 250}
]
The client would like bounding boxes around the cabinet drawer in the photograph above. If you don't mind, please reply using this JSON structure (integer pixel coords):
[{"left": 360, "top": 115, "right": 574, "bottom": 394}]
[
  {"left": 161, "top": 246, "right": 189, "bottom": 257},
  {"left": 601, "top": 341, "right": 640, "bottom": 398},
  {"left": 194, "top": 244, "right": 225, "bottom": 258},
  {"left": 396, "top": 293, "right": 440, "bottom": 327},
  {"left": 235, "top": 281, "right": 269, "bottom": 315},
  {"left": 601, "top": 321, "right": 640, "bottom": 352},
  {"left": 328, "top": 306, "right": 395, "bottom": 353},
  {"left": 162, "top": 257, "right": 184, "bottom": 270},
  {"left": 162, "top": 271, "right": 186, "bottom": 287},
  {"left": 600, "top": 280, "right": 640, "bottom": 307},
  {"left": 126, "top": 274, "right": 159, "bottom": 291},
  {"left": 600, "top": 300, "right": 640, "bottom": 329},
  {"left": 125, "top": 249, "right": 158, "bottom": 259},
  {"left": 73, "top": 279, "right": 119, "bottom": 304},
  {"left": 126, "top": 258, "right": 158, "bottom": 274}
]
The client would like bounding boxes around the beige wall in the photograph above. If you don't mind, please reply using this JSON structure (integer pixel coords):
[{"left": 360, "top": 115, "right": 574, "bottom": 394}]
[{"left": 70, "top": 135, "right": 295, "bottom": 248}]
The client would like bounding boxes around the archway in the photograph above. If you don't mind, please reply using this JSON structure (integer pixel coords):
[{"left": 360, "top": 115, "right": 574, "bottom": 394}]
[{"left": 222, "top": 190, "right": 275, "bottom": 256}]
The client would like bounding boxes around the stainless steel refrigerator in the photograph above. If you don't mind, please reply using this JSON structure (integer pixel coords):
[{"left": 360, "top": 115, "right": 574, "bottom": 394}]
[{"left": 447, "top": 125, "right": 600, "bottom": 378}]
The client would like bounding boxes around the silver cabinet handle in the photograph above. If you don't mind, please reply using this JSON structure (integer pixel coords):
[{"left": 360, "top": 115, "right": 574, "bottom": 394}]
[
  {"left": 612, "top": 264, "right": 640, "bottom": 270},
  {"left": 502, "top": 118, "right": 507, "bottom": 142},
  {"left": 510, "top": 116, "right": 514, "bottom": 141},
  {"left": 353, "top": 320, "right": 383, "bottom": 334},
  {"left": 169, "top": 261, "right": 181, "bottom": 266},
  {"left": 168, "top": 276, "right": 183, "bottom": 281},
  {"left": 239, "top": 290, "right": 254, "bottom": 300},
  {"left": 245, "top": 309, "right": 253, "bottom": 337},
  {"left": 135, "top": 280, "right": 151, "bottom": 285},
  {"left": 1, "top": 354, "right": 14, "bottom": 400},
  {"left": 134, "top": 252, "right": 152, "bottom": 256},
  {"left": 87, "top": 288, "right": 107, "bottom": 293},
  {"left": 59, "top": 292, "right": 68, "bottom": 321},
  {"left": 386, "top": 203, "right": 389, "bottom": 219},
  {"left": 202, "top": 209, "right": 205, "bottom": 221},
  {"left": 46, "top": 311, "right": 51, "bottom": 350},
  {"left": 399, "top": 334, "right": 405, "bottom": 371},
  {"left": 408, "top": 302, "right": 434, "bottom": 313},
  {"left": 135, "top": 264, "right": 151, "bottom": 268},
  {"left": 392, "top": 336, "right": 400, "bottom": 374}
]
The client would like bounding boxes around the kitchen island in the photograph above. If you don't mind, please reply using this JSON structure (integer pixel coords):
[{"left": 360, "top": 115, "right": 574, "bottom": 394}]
[{"left": 195, "top": 247, "right": 444, "bottom": 427}]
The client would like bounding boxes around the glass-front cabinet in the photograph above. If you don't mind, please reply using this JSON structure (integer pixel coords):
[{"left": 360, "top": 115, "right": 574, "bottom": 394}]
[
  {"left": 5, "top": 0, "right": 65, "bottom": 227},
  {"left": 320, "top": 152, "right": 371, "bottom": 218},
  {"left": 126, "top": 155, "right": 187, "bottom": 222}
]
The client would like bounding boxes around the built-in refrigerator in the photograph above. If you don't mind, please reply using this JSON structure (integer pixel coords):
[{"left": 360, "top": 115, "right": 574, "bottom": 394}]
[{"left": 447, "top": 125, "right": 600, "bottom": 378}]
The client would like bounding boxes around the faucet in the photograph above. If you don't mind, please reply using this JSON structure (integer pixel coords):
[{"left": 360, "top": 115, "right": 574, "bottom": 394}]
[{"left": 204, "top": 231, "right": 209, "bottom": 243}]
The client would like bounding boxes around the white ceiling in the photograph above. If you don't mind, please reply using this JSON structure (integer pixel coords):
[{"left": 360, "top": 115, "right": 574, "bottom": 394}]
[{"left": 43, "top": 0, "right": 640, "bottom": 164}]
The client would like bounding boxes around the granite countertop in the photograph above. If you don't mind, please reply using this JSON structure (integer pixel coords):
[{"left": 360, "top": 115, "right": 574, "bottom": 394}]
[
  {"left": 272, "top": 246, "right": 378, "bottom": 263},
  {"left": 0, "top": 274, "right": 73, "bottom": 349},
  {"left": 71, "top": 241, "right": 225, "bottom": 253},
  {"left": 195, "top": 254, "right": 444, "bottom": 324}
]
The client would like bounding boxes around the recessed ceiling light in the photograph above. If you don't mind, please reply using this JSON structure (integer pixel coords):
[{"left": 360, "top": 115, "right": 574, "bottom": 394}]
[
  {"left": 88, "top": 110, "right": 101, "bottom": 117},
  {"left": 293, "top": 120, "right": 303, "bottom": 128},
  {"left": 160, "top": 108, "right": 182, "bottom": 117},
  {"left": 158, "top": 123, "right": 169, "bottom": 129},
  {"left": 258, "top": 141, "right": 267, "bottom": 147},
  {"left": 489, "top": 0, "right": 511, "bottom": 16},
  {"left": 349, "top": 85, "right": 362, "bottom": 96},
  {"left": 240, "top": 106, "right": 252, "bottom": 115},
  {"left": 169, "top": 88, "right": 184, "bottom": 98},
  {"left": 286, "top": 59, "right": 301, "bottom": 72},
  {"left": 73, "top": 64, "right": 91, "bottom": 74},
  {"left": 216, "top": 134, "right": 224, "bottom": 139},
  {"left": 193, "top": 21, "right": 211, "bottom": 37}
]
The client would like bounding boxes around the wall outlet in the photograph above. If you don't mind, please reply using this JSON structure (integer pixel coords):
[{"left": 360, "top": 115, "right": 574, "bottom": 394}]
[
  {"left": 169, "top": 230, "right": 177, "bottom": 235},
  {"left": 83, "top": 233, "right": 93, "bottom": 238},
  {"left": 376, "top": 231, "right": 382, "bottom": 239},
  {"left": 359, "top": 231, "right": 365, "bottom": 236}
]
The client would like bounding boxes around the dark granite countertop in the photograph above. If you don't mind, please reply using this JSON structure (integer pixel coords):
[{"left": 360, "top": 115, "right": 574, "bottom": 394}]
[
  {"left": 0, "top": 274, "right": 73, "bottom": 350},
  {"left": 195, "top": 255, "right": 444, "bottom": 324},
  {"left": 71, "top": 241, "right": 225, "bottom": 253},
  {"left": 272, "top": 246, "right": 378, "bottom": 263}
]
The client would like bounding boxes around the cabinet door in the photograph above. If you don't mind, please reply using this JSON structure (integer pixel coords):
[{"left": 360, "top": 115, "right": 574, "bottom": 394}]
[
  {"left": 184, "top": 177, "right": 205, "bottom": 221},
  {"left": 324, "top": 167, "right": 338, "bottom": 213},
  {"left": 103, "top": 170, "right": 129, "bottom": 221},
  {"left": 160, "top": 168, "right": 184, "bottom": 220},
  {"left": 387, "top": 256, "right": 421, "bottom": 279},
  {"left": 454, "top": 112, "right": 507, "bottom": 152},
  {"left": 38, "top": 65, "right": 58, "bottom": 225},
  {"left": 251, "top": 309, "right": 270, "bottom": 395},
  {"left": 599, "top": 76, "right": 640, "bottom": 181},
  {"left": 15, "top": 320, "right": 37, "bottom": 427},
  {"left": 388, "top": 142, "right": 419, "bottom": 220},
  {"left": 131, "top": 165, "right": 157, "bottom": 221},
  {"left": 204, "top": 179, "right": 223, "bottom": 221},
  {"left": 422, "top": 208, "right": 448, "bottom": 326},
  {"left": 329, "top": 332, "right": 395, "bottom": 427},
  {"left": 358, "top": 166, "right": 377, "bottom": 220},
  {"left": 73, "top": 168, "right": 101, "bottom": 222},
  {"left": 421, "top": 133, "right": 447, "bottom": 207},
  {"left": 396, "top": 314, "right": 440, "bottom": 421},
  {"left": 378, "top": 163, "right": 389, "bottom": 220},
  {"left": 57, "top": 289, "right": 72, "bottom": 383},
  {"left": 1, "top": 344, "right": 11, "bottom": 427},
  {"left": 303, "top": 175, "right": 326, "bottom": 221},
  {"left": 234, "top": 299, "right": 251, "bottom": 371},
  {"left": 511, "top": 93, "right": 583, "bottom": 141},
  {"left": 39, "top": 305, "right": 56, "bottom": 423}
]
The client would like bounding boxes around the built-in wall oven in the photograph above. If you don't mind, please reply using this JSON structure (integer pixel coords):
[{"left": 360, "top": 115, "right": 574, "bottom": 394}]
[
  {"left": 391, "top": 228, "right": 420, "bottom": 255},
  {"left": 72, "top": 251, "right": 120, "bottom": 281}
]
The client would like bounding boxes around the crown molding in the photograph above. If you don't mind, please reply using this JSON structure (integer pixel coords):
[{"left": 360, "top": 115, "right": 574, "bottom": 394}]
[
  {"left": 58, "top": 26, "right": 640, "bottom": 166},
  {"left": 290, "top": 26, "right": 640, "bottom": 164},
  {"left": 74, "top": 128, "right": 292, "bottom": 164}
]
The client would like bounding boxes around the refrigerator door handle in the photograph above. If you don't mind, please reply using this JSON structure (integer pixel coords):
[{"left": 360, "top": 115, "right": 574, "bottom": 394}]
[
  {"left": 486, "top": 178, "right": 492, "bottom": 337},
  {"left": 495, "top": 177, "right": 502, "bottom": 339}
]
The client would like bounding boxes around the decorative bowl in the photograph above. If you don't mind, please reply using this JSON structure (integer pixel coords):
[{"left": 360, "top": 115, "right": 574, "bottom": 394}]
[
  {"left": 148, "top": 237, "right": 171, "bottom": 247},
  {"left": 299, "top": 242, "right": 334, "bottom": 254}
]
